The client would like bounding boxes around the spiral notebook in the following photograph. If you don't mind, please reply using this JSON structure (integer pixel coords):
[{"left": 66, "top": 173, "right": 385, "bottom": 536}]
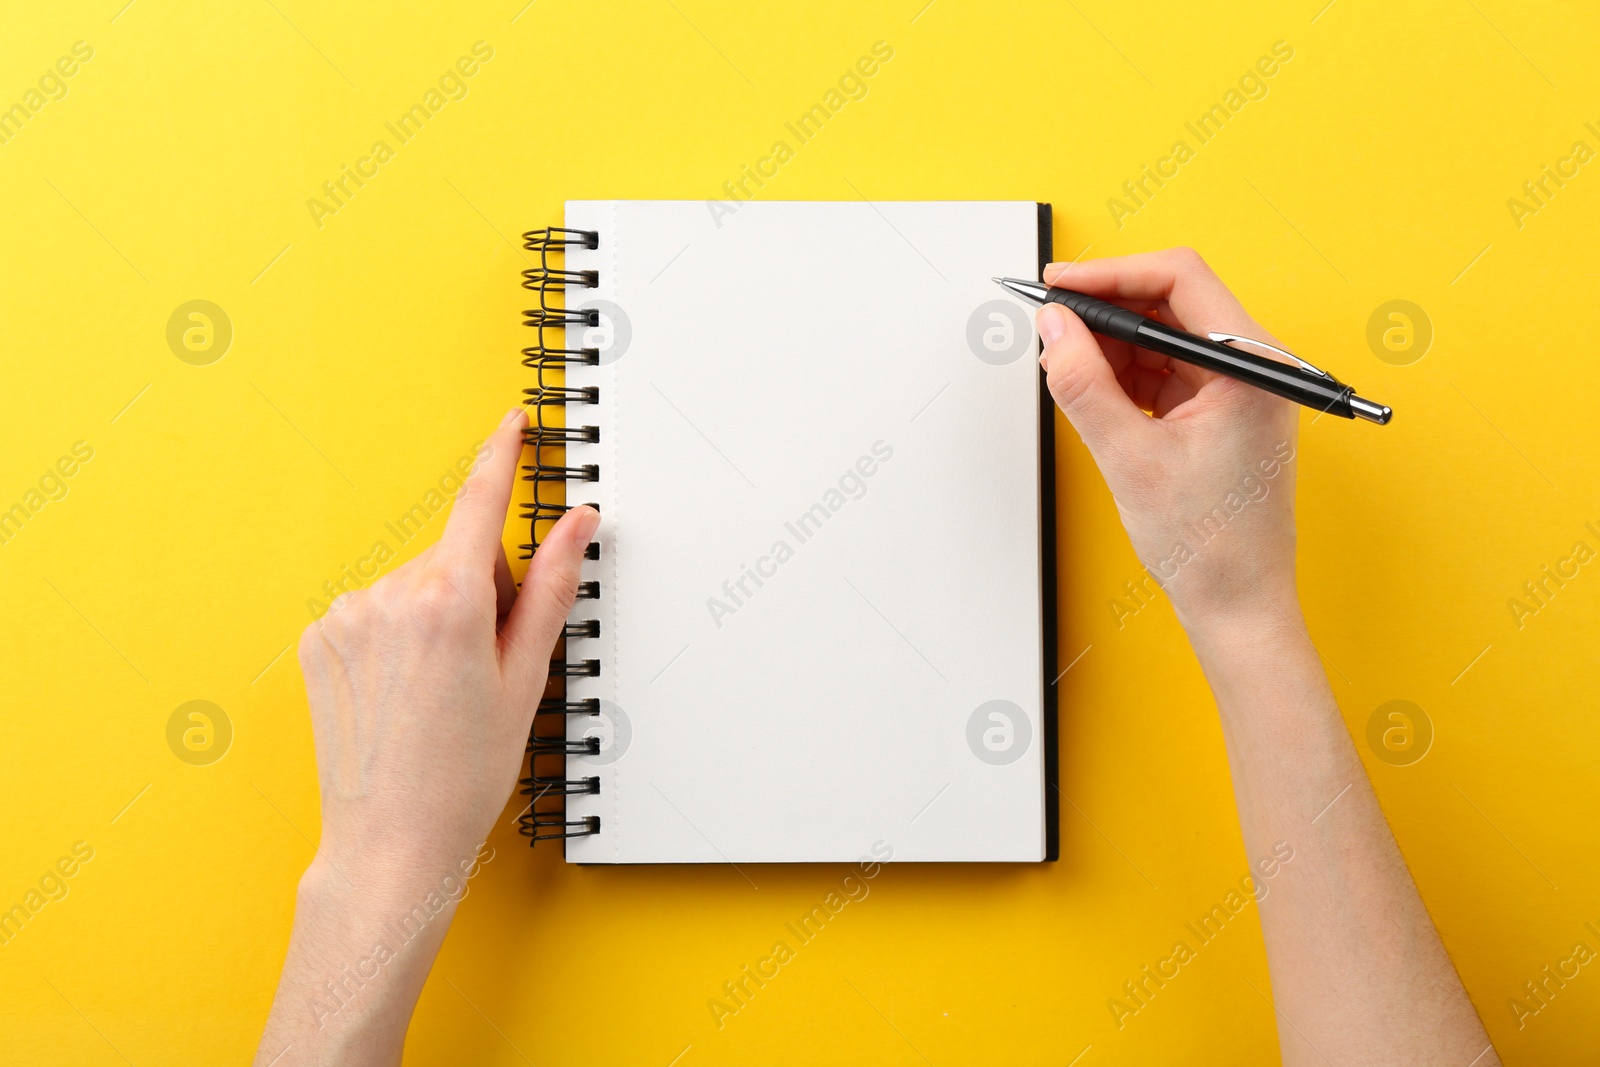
[{"left": 519, "top": 200, "right": 1057, "bottom": 863}]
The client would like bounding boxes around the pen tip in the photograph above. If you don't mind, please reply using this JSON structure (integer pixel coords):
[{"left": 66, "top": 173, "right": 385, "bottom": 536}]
[
  {"left": 994, "top": 276, "right": 1048, "bottom": 306},
  {"left": 1349, "top": 396, "right": 1393, "bottom": 425}
]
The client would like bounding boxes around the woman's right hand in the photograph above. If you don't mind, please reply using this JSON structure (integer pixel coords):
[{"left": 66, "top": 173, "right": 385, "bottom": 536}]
[{"left": 1036, "top": 248, "right": 1303, "bottom": 629}]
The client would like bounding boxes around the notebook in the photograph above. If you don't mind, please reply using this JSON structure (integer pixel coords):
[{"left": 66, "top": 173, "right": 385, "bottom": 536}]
[{"left": 518, "top": 200, "right": 1057, "bottom": 863}]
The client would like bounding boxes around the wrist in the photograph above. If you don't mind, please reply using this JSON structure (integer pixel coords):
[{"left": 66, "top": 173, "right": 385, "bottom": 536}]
[
  {"left": 1177, "top": 594, "right": 1344, "bottom": 731},
  {"left": 1171, "top": 578, "right": 1302, "bottom": 640},
  {"left": 312, "top": 820, "right": 497, "bottom": 896},
  {"left": 293, "top": 858, "right": 458, "bottom": 983},
  {"left": 275, "top": 856, "right": 469, "bottom": 1060},
  {"left": 299, "top": 838, "right": 492, "bottom": 930},
  {"left": 1175, "top": 586, "right": 1320, "bottom": 683}
]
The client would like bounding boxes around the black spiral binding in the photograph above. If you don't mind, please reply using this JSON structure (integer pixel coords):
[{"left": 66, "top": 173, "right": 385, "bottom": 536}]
[{"left": 517, "top": 225, "right": 604, "bottom": 845}]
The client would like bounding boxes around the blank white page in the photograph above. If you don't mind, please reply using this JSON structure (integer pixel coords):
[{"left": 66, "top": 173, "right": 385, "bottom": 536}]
[{"left": 559, "top": 200, "right": 1046, "bottom": 862}]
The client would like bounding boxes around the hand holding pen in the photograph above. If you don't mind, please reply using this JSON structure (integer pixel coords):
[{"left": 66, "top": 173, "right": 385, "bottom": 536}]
[
  {"left": 997, "top": 254, "right": 1390, "bottom": 424},
  {"left": 1018, "top": 247, "right": 1317, "bottom": 625}
]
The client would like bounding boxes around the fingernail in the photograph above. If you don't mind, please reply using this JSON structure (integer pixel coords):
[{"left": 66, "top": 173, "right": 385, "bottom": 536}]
[
  {"left": 1037, "top": 303, "right": 1066, "bottom": 345},
  {"left": 571, "top": 505, "right": 601, "bottom": 547},
  {"left": 1043, "top": 261, "right": 1068, "bottom": 273},
  {"left": 501, "top": 406, "right": 527, "bottom": 427}
]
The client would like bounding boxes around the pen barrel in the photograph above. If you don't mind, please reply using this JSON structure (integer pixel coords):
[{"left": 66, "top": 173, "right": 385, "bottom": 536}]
[
  {"left": 1043, "top": 288, "right": 1147, "bottom": 344},
  {"left": 1040, "top": 285, "right": 1357, "bottom": 417},
  {"left": 1134, "top": 320, "right": 1355, "bottom": 417}
]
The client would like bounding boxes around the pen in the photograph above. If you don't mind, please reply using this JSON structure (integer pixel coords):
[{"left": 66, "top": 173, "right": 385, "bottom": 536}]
[{"left": 993, "top": 277, "right": 1392, "bottom": 425}]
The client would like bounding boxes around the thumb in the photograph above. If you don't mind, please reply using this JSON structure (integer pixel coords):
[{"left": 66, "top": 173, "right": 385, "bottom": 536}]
[
  {"left": 1038, "top": 302, "right": 1157, "bottom": 458},
  {"left": 500, "top": 505, "right": 601, "bottom": 692}
]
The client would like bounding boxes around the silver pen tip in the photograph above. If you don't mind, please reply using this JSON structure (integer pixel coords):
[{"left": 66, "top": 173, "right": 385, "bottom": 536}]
[
  {"left": 994, "top": 277, "right": 1049, "bottom": 306},
  {"left": 1349, "top": 396, "right": 1393, "bottom": 425}
]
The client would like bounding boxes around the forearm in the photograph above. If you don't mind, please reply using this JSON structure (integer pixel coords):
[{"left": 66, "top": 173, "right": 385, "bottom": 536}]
[
  {"left": 1186, "top": 603, "right": 1496, "bottom": 1067},
  {"left": 255, "top": 858, "right": 460, "bottom": 1067}
]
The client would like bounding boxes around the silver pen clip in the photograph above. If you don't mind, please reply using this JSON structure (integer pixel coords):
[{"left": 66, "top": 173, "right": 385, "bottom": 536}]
[{"left": 1206, "top": 332, "right": 1335, "bottom": 381}]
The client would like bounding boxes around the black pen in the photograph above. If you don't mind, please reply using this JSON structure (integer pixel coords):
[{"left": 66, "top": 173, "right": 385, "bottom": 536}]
[{"left": 994, "top": 277, "right": 1392, "bottom": 425}]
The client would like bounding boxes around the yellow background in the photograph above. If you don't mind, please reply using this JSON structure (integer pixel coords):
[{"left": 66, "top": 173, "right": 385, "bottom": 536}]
[{"left": 1, "top": 0, "right": 1596, "bottom": 1063}]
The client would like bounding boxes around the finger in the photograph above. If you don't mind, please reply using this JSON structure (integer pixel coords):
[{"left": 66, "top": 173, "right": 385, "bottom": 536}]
[
  {"left": 1040, "top": 292, "right": 1165, "bottom": 317},
  {"left": 494, "top": 544, "right": 516, "bottom": 623},
  {"left": 439, "top": 406, "right": 528, "bottom": 565},
  {"left": 1044, "top": 248, "right": 1255, "bottom": 337},
  {"left": 1043, "top": 296, "right": 1170, "bottom": 378},
  {"left": 1038, "top": 302, "right": 1159, "bottom": 457},
  {"left": 1098, "top": 334, "right": 1138, "bottom": 378},
  {"left": 1044, "top": 248, "right": 1208, "bottom": 301},
  {"left": 500, "top": 505, "right": 601, "bottom": 693},
  {"left": 1048, "top": 250, "right": 1271, "bottom": 398}
]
